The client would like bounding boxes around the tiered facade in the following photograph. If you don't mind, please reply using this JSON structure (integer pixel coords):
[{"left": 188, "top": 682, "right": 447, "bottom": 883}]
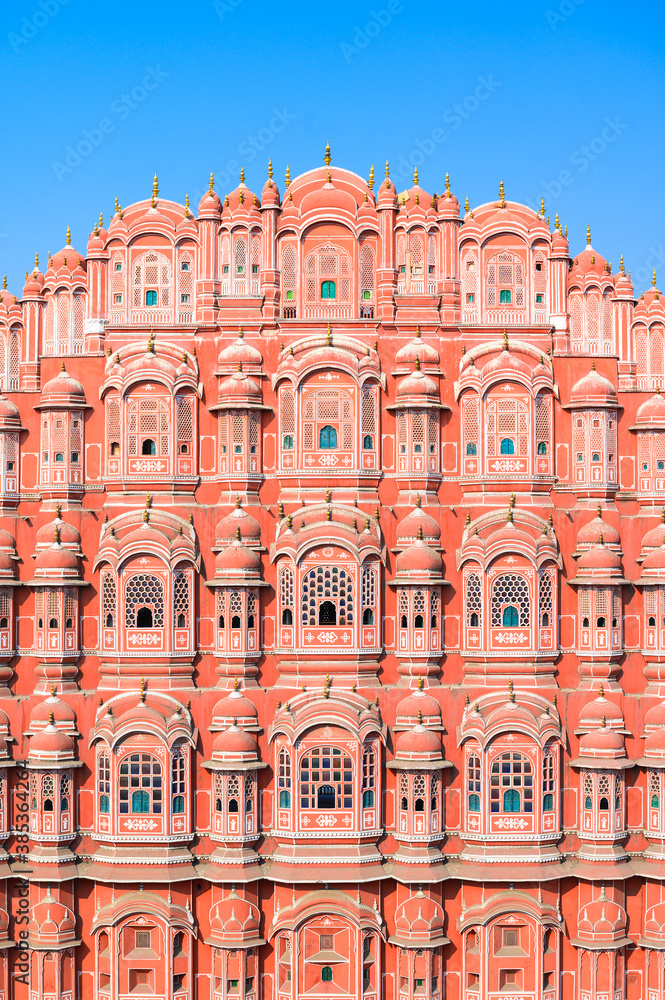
[{"left": 1, "top": 152, "right": 665, "bottom": 1000}]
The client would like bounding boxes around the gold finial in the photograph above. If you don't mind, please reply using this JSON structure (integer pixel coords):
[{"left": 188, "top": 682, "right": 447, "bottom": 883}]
[
  {"left": 99, "top": 211, "right": 104, "bottom": 227},
  {"left": 368, "top": 164, "right": 375, "bottom": 190},
  {"left": 465, "top": 511, "right": 470, "bottom": 525},
  {"left": 325, "top": 487, "right": 331, "bottom": 503},
  {"left": 48, "top": 710, "right": 54, "bottom": 726},
  {"left": 326, "top": 169, "right": 331, "bottom": 184},
  {"left": 506, "top": 508, "right": 513, "bottom": 523},
  {"left": 152, "top": 173, "right": 159, "bottom": 198},
  {"left": 508, "top": 678, "right": 515, "bottom": 703},
  {"left": 235, "top": 525, "right": 241, "bottom": 542},
  {"left": 465, "top": 692, "right": 470, "bottom": 705},
  {"left": 653, "top": 269, "right": 658, "bottom": 287},
  {"left": 586, "top": 225, "right": 592, "bottom": 245},
  {"left": 445, "top": 172, "right": 451, "bottom": 196},
  {"left": 53, "top": 525, "right": 61, "bottom": 544},
  {"left": 184, "top": 193, "right": 190, "bottom": 217},
  {"left": 240, "top": 167, "right": 245, "bottom": 184},
  {"left": 93, "top": 222, "right": 98, "bottom": 236},
  {"left": 278, "top": 501, "right": 284, "bottom": 518},
  {"left": 324, "top": 141, "right": 331, "bottom": 167},
  {"left": 140, "top": 676, "right": 146, "bottom": 703},
  {"left": 145, "top": 492, "right": 152, "bottom": 509},
  {"left": 208, "top": 172, "right": 214, "bottom": 195},
  {"left": 415, "top": 355, "right": 421, "bottom": 371},
  {"left": 599, "top": 683, "right": 604, "bottom": 697},
  {"left": 413, "top": 167, "right": 419, "bottom": 186},
  {"left": 326, "top": 322, "right": 332, "bottom": 346},
  {"left": 415, "top": 325, "right": 422, "bottom": 338},
  {"left": 365, "top": 517, "right": 370, "bottom": 531},
  {"left": 285, "top": 164, "right": 291, "bottom": 188},
  {"left": 509, "top": 492, "right": 516, "bottom": 508},
  {"left": 65, "top": 225, "right": 71, "bottom": 246},
  {"left": 286, "top": 514, "right": 293, "bottom": 529},
  {"left": 499, "top": 179, "right": 506, "bottom": 207},
  {"left": 415, "top": 493, "right": 422, "bottom": 508},
  {"left": 540, "top": 197, "right": 545, "bottom": 216},
  {"left": 599, "top": 531, "right": 604, "bottom": 545},
  {"left": 417, "top": 709, "right": 423, "bottom": 725},
  {"left": 620, "top": 254, "right": 625, "bottom": 274},
  {"left": 34, "top": 251, "right": 39, "bottom": 270},
  {"left": 238, "top": 188, "right": 244, "bottom": 205},
  {"left": 601, "top": 714, "right": 606, "bottom": 728},
  {"left": 55, "top": 503, "right": 61, "bottom": 519},
  {"left": 503, "top": 329, "right": 508, "bottom": 351},
  {"left": 597, "top": 503, "right": 602, "bottom": 518},
  {"left": 417, "top": 525, "right": 423, "bottom": 540},
  {"left": 564, "top": 224, "right": 567, "bottom": 238},
  {"left": 464, "top": 195, "right": 470, "bottom": 213},
  {"left": 267, "top": 159, "right": 273, "bottom": 181},
  {"left": 591, "top": 359, "right": 596, "bottom": 371},
  {"left": 326, "top": 508, "right": 332, "bottom": 521},
  {"left": 554, "top": 211, "right": 560, "bottom": 231},
  {"left": 1, "top": 275, "right": 5, "bottom": 290},
  {"left": 237, "top": 360, "right": 243, "bottom": 372}
]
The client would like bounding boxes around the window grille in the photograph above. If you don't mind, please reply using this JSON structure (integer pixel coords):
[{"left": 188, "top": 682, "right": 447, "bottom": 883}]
[
  {"left": 602, "top": 292, "right": 614, "bottom": 352},
  {"left": 485, "top": 251, "right": 525, "bottom": 308},
  {"left": 8, "top": 332, "right": 19, "bottom": 389},
  {"left": 47, "top": 590, "right": 59, "bottom": 624},
  {"left": 214, "top": 772, "right": 224, "bottom": 803},
  {"left": 278, "top": 747, "right": 291, "bottom": 803},
  {"left": 173, "top": 570, "right": 190, "bottom": 628},
  {"left": 301, "top": 565, "right": 354, "bottom": 626},
  {"left": 73, "top": 293, "right": 85, "bottom": 352},
  {"left": 612, "top": 589, "right": 621, "bottom": 624},
  {"left": 171, "top": 747, "right": 186, "bottom": 803},
  {"left": 64, "top": 590, "right": 76, "bottom": 627},
  {"left": 280, "top": 565, "right": 294, "bottom": 623},
  {"left": 428, "top": 411, "right": 438, "bottom": 453},
  {"left": 230, "top": 591, "right": 242, "bottom": 626},
  {"left": 542, "top": 752, "right": 555, "bottom": 794},
  {"left": 399, "top": 590, "right": 409, "bottom": 622},
  {"left": 44, "top": 297, "right": 55, "bottom": 354},
  {"left": 176, "top": 395, "right": 194, "bottom": 448},
  {"left": 119, "top": 753, "right": 162, "bottom": 813},
  {"left": 399, "top": 773, "right": 409, "bottom": 801},
  {"left": 412, "top": 412, "right": 424, "bottom": 452},
  {"left": 462, "top": 394, "right": 479, "bottom": 457},
  {"left": 362, "top": 746, "right": 376, "bottom": 792},
  {"left": 125, "top": 574, "right": 164, "bottom": 629},
  {"left": 360, "top": 244, "right": 375, "bottom": 298},
  {"left": 57, "top": 292, "right": 69, "bottom": 353},
  {"left": 362, "top": 564, "right": 376, "bottom": 611},
  {"left": 60, "top": 772, "right": 70, "bottom": 807},
  {"left": 583, "top": 772, "right": 593, "bottom": 802},
  {"left": 535, "top": 393, "right": 550, "bottom": 454},
  {"left": 0, "top": 338, "right": 6, "bottom": 391},
  {"left": 126, "top": 396, "right": 170, "bottom": 459},
  {"left": 247, "top": 591, "right": 257, "bottom": 625},
  {"left": 410, "top": 236, "right": 423, "bottom": 273},
  {"left": 486, "top": 397, "right": 529, "bottom": 461},
  {"left": 538, "top": 569, "right": 554, "bottom": 627},
  {"left": 300, "top": 746, "right": 353, "bottom": 809},
  {"left": 216, "top": 589, "right": 226, "bottom": 626},
  {"left": 586, "top": 293, "right": 599, "bottom": 348},
  {"left": 0, "top": 589, "right": 10, "bottom": 621},
  {"left": 598, "top": 772, "right": 610, "bottom": 799},
  {"left": 649, "top": 769, "right": 660, "bottom": 800},
  {"left": 35, "top": 590, "right": 44, "bottom": 623},
  {"left": 361, "top": 387, "right": 376, "bottom": 438},
  {"left": 413, "top": 773, "right": 426, "bottom": 801},
  {"left": 280, "top": 386, "right": 295, "bottom": 443},
  {"left": 465, "top": 572, "right": 482, "bottom": 627},
  {"left": 42, "top": 773, "right": 55, "bottom": 800},
  {"left": 133, "top": 251, "right": 171, "bottom": 308},
  {"left": 98, "top": 753, "right": 111, "bottom": 799},
  {"left": 595, "top": 589, "right": 608, "bottom": 617},
  {"left": 282, "top": 244, "right": 297, "bottom": 298},
  {"left": 397, "top": 235, "right": 406, "bottom": 268},
  {"left": 219, "top": 412, "right": 228, "bottom": 460},
  {"left": 431, "top": 774, "right": 439, "bottom": 808},
  {"left": 491, "top": 574, "right": 530, "bottom": 628},
  {"left": 70, "top": 417, "right": 82, "bottom": 456},
  {"left": 106, "top": 396, "right": 121, "bottom": 449},
  {"left": 490, "top": 752, "right": 533, "bottom": 813},
  {"left": 398, "top": 412, "right": 408, "bottom": 449},
  {"left": 467, "top": 754, "right": 481, "bottom": 809}
]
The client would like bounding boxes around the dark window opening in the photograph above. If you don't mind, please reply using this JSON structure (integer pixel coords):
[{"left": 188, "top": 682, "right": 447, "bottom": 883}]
[
  {"left": 142, "top": 439, "right": 156, "bottom": 456},
  {"left": 319, "top": 601, "right": 336, "bottom": 625},
  {"left": 136, "top": 607, "right": 153, "bottom": 628}
]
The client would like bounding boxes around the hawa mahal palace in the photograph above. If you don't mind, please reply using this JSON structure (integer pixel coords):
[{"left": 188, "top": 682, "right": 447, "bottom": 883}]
[{"left": 0, "top": 146, "right": 663, "bottom": 1000}]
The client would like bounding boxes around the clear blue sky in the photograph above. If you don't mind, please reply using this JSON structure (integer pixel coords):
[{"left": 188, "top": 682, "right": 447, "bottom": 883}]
[{"left": 1, "top": 0, "right": 664, "bottom": 295}]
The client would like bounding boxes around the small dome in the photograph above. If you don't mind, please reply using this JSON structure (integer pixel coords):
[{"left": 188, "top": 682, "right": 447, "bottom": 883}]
[
  {"left": 394, "top": 892, "right": 445, "bottom": 941},
  {"left": 215, "top": 502, "right": 261, "bottom": 548},
  {"left": 210, "top": 893, "right": 261, "bottom": 940},
  {"left": 218, "top": 330, "right": 263, "bottom": 367},
  {"left": 212, "top": 685, "right": 258, "bottom": 728},
  {"left": 644, "top": 727, "right": 665, "bottom": 756},
  {"left": 50, "top": 241, "right": 86, "bottom": 274},
  {"left": 23, "top": 267, "right": 44, "bottom": 297},
  {"left": 377, "top": 174, "right": 398, "bottom": 208},
  {"left": 577, "top": 540, "right": 622, "bottom": 574},
  {"left": 34, "top": 540, "right": 79, "bottom": 574},
  {"left": 395, "top": 685, "right": 442, "bottom": 728},
  {"left": 569, "top": 242, "right": 610, "bottom": 282},
  {"left": 635, "top": 389, "right": 665, "bottom": 427},
  {"left": 30, "top": 692, "right": 77, "bottom": 732},
  {"left": 577, "top": 892, "right": 627, "bottom": 943},
  {"left": 395, "top": 368, "right": 439, "bottom": 402},
  {"left": 262, "top": 176, "right": 281, "bottom": 207},
  {"left": 642, "top": 543, "right": 665, "bottom": 574},
  {"left": 645, "top": 901, "right": 665, "bottom": 942},
  {"left": 0, "top": 394, "right": 21, "bottom": 431},
  {"left": 214, "top": 539, "right": 262, "bottom": 579},
  {"left": 36, "top": 513, "right": 81, "bottom": 551},
  {"left": 395, "top": 536, "right": 443, "bottom": 578},
  {"left": 30, "top": 721, "right": 75, "bottom": 759},
  {"left": 578, "top": 725, "right": 625, "bottom": 758},
  {"left": 218, "top": 370, "right": 263, "bottom": 404},
  {"left": 29, "top": 894, "right": 76, "bottom": 940},
  {"left": 395, "top": 723, "right": 442, "bottom": 761},
  {"left": 212, "top": 724, "right": 258, "bottom": 761},
  {"left": 198, "top": 183, "right": 223, "bottom": 217},
  {"left": 579, "top": 689, "right": 624, "bottom": 730},
  {"left": 570, "top": 366, "right": 617, "bottom": 407},
  {"left": 396, "top": 503, "right": 441, "bottom": 546},
  {"left": 576, "top": 510, "right": 620, "bottom": 550},
  {"left": 482, "top": 348, "right": 531, "bottom": 379},
  {"left": 645, "top": 699, "right": 665, "bottom": 730},
  {"left": 395, "top": 330, "right": 440, "bottom": 366},
  {"left": 40, "top": 365, "right": 86, "bottom": 407}
]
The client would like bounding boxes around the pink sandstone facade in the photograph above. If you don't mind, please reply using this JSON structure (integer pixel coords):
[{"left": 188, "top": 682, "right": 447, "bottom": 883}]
[{"left": 0, "top": 151, "right": 664, "bottom": 999}]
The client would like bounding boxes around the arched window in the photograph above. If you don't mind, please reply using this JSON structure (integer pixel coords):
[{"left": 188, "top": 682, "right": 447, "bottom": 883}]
[
  {"left": 319, "top": 425, "right": 337, "bottom": 449},
  {"left": 125, "top": 575, "right": 165, "bottom": 629},
  {"left": 362, "top": 563, "right": 377, "bottom": 627},
  {"left": 126, "top": 393, "right": 170, "bottom": 463},
  {"left": 133, "top": 251, "right": 171, "bottom": 310},
  {"left": 278, "top": 747, "right": 291, "bottom": 808},
  {"left": 300, "top": 746, "right": 353, "bottom": 809},
  {"left": 490, "top": 752, "right": 533, "bottom": 813},
  {"left": 500, "top": 438, "right": 515, "bottom": 455},
  {"left": 467, "top": 442, "right": 477, "bottom": 455},
  {"left": 301, "top": 565, "right": 354, "bottom": 626},
  {"left": 467, "top": 754, "right": 481, "bottom": 811},
  {"left": 172, "top": 748, "right": 186, "bottom": 814},
  {"left": 542, "top": 751, "right": 555, "bottom": 811},
  {"left": 491, "top": 574, "right": 530, "bottom": 628},
  {"left": 466, "top": 572, "right": 482, "bottom": 628},
  {"left": 362, "top": 745, "right": 376, "bottom": 808},
  {"left": 98, "top": 753, "right": 111, "bottom": 813},
  {"left": 321, "top": 280, "right": 336, "bottom": 299},
  {"left": 322, "top": 967, "right": 333, "bottom": 982},
  {"left": 119, "top": 753, "right": 162, "bottom": 814}
]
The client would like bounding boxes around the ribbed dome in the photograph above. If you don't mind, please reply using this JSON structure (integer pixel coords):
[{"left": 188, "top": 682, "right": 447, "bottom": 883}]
[
  {"left": 210, "top": 893, "right": 261, "bottom": 939},
  {"left": 635, "top": 389, "right": 665, "bottom": 427},
  {"left": 212, "top": 684, "right": 258, "bottom": 728},
  {"left": 395, "top": 369, "right": 439, "bottom": 401},
  {"left": 214, "top": 539, "right": 262, "bottom": 578},
  {"left": 0, "top": 394, "right": 21, "bottom": 430},
  {"left": 395, "top": 330, "right": 440, "bottom": 366},
  {"left": 395, "top": 892, "right": 445, "bottom": 939},
  {"left": 578, "top": 726, "right": 625, "bottom": 758},
  {"left": 395, "top": 685, "right": 442, "bottom": 728},
  {"left": 218, "top": 330, "right": 263, "bottom": 367},
  {"left": 396, "top": 503, "right": 441, "bottom": 545},
  {"left": 215, "top": 502, "right": 261, "bottom": 548},
  {"left": 579, "top": 689, "right": 624, "bottom": 730},
  {"left": 40, "top": 365, "right": 86, "bottom": 407},
  {"left": 395, "top": 724, "right": 442, "bottom": 760},
  {"left": 30, "top": 721, "right": 75, "bottom": 759},
  {"left": 218, "top": 370, "right": 263, "bottom": 404},
  {"left": 577, "top": 892, "right": 627, "bottom": 943},
  {"left": 212, "top": 724, "right": 258, "bottom": 760},
  {"left": 395, "top": 536, "right": 443, "bottom": 577},
  {"left": 570, "top": 367, "right": 617, "bottom": 407}
]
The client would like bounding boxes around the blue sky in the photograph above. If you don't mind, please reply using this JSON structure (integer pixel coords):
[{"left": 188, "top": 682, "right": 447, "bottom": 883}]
[{"left": 1, "top": 0, "right": 664, "bottom": 294}]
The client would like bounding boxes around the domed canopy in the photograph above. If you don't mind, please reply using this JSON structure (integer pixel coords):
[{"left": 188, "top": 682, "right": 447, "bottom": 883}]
[
  {"left": 218, "top": 329, "right": 263, "bottom": 369},
  {"left": 29, "top": 689, "right": 78, "bottom": 735},
  {"left": 214, "top": 500, "right": 261, "bottom": 550},
  {"left": 37, "top": 364, "right": 89, "bottom": 410},
  {"left": 645, "top": 698, "right": 665, "bottom": 731},
  {"left": 28, "top": 892, "right": 77, "bottom": 945},
  {"left": 393, "top": 368, "right": 441, "bottom": 408},
  {"left": 569, "top": 539, "right": 626, "bottom": 587},
  {"left": 0, "top": 393, "right": 23, "bottom": 431},
  {"left": 211, "top": 682, "right": 259, "bottom": 731},
  {"left": 633, "top": 388, "right": 665, "bottom": 429},
  {"left": 396, "top": 501, "right": 441, "bottom": 548},
  {"left": 29, "top": 719, "right": 76, "bottom": 762},
  {"left": 575, "top": 890, "right": 628, "bottom": 947},
  {"left": 210, "top": 537, "right": 264, "bottom": 586},
  {"left": 49, "top": 238, "right": 87, "bottom": 275},
  {"left": 574, "top": 507, "right": 620, "bottom": 554},
  {"left": 643, "top": 726, "right": 665, "bottom": 759},
  {"left": 31, "top": 530, "right": 84, "bottom": 584},
  {"left": 395, "top": 723, "right": 443, "bottom": 762},
  {"left": 35, "top": 509, "right": 81, "bottom": 552},
  {"left": 577, "top": 724, "right": 626, "bottom": 762},
  {"left": 394, "top": 534, "right": 446, "bottom": 584},
  {"left": 208, "top": 892, "right": 263, "bottom": 947},
  {"left": 214, "top": 369, "right": 265, "bottom": 410},
  {"left": 643, "top": 901, "right": 665, "bottom": 945},
  {"left": 395, "top": 681, "right": 442, "bottom": 730},
  {"left": 578, "top": 687, "right": 625, "bottom": 732},
  {"left": 211, "top": 724, "right": 258, "bottom": 763},
  {"left": 391, "top": 891, "right": 448, "bottom": 947},
  {"left": 569, "top": 365, "right": 618, "bottom": 409},
  {"left": 395, "top": 328, "right": 440, "bottom": 367}
]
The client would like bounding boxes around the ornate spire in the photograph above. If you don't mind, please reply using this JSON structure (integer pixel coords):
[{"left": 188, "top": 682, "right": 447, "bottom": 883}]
[
  {"left": 268, "top": 159, "right": 273, "bottom": 181},
  {"left": 208, "top": 172, "right": 214, "bottom": 195},
  {"left": 653, "top": 269, "right": 658, "bottom": 287},
  {"left": 368, "top": 164, "right": 374, "bottom": 190},
  {"left": 285, "top": 164, "right": 291, "bottom": 188},
  {"left": 324, "top": 141, "right": 331, "bottom": 167},
  {"left": 385, "top": 160, "right": 390, "bottom": 187},
  {"left": 65, "top": 225, "right": 71, "bottom": 246},
  {"left": 499, "top": 179, "right": 506, "bottom": 208},
  {"left": 152, "top": 173, "right": 159, "bottom": 199},
  {"left": 139, "top": 676, "right": 146, "bottom": 703},
  {"left": 413, "top": 167, "right": 419, "bottom": 186},
  {"left": 586, "top": 225, "right": 592, "bottom": 245},
  {"left": 445, "top": 171, "right": 451, "bottom": 196},
  {"left": 620, "top": 254, "right": 625, "bottom": 274},
  {"left": 239, "top": 167, "right": 245, "bottom": 184}
]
